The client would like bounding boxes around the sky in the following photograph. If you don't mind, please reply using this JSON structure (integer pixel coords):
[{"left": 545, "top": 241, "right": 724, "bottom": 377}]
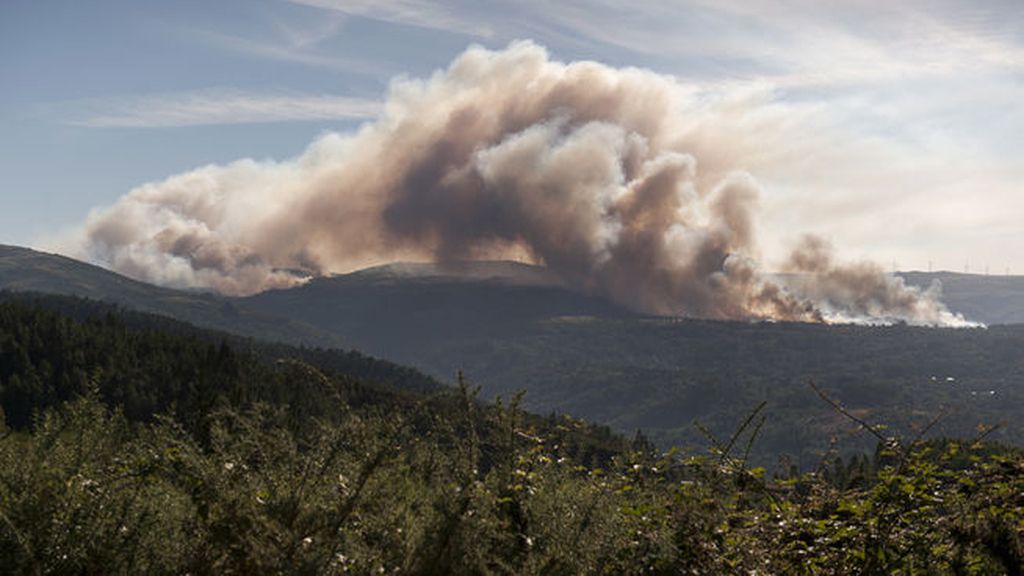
[{"left": 1, "top": 0, "right": 1022, "bottom": 274}]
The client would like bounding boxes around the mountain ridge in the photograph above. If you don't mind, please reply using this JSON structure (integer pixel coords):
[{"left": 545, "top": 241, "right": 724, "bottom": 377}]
[
  {"left": 0, "top": 244, "right": 342, "bottom": 347},
  {"left": 4, "top": 244, "right": 1024, "bottom": 461},
  {"left": 334, "top": 259, "right": 566, "bottom": 287},
  {"left": 6, "top": 244, "right": 1024, "bottom": 326}
]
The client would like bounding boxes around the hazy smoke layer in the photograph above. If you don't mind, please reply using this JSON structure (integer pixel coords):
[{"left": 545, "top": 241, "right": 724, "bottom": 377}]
[{"left": 61, "top": 42, "right": 972, "bottom": 326}]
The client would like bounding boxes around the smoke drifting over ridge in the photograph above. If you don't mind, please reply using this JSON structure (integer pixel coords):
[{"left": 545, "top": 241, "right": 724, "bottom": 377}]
[{"left": 61, "top": 42, "right": 972, "bottom": 326}]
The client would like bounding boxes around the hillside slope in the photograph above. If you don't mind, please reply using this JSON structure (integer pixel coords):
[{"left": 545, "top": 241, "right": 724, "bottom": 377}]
[
  {"left": 899, "top": 271, "right": 1024, "bottom": 324},
  {"left": 5, "top": 247, "right": 1024, "bottom": 463},
  {"left": 396, "top": 316, "right": 1024, "bottom": 463},
  {"left": 0, "top": 245, "right": 340, "bottom": 347},
  {"left": 4, "top": 296, "right": 1020, "bottom": 574},
  {"left": 0, "top": 292, "right": 626, "bottom": 457},
  {"left": 242, "top": 260, "right": 635, "bottom": 362},
  {"left": 240, "top": 262, "right": 1024, "bottom": 462}
]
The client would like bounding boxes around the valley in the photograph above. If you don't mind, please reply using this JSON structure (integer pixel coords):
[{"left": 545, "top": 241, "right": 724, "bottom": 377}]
[{"left": 4, "top": 245, "right": 1024, "bottom": 464}]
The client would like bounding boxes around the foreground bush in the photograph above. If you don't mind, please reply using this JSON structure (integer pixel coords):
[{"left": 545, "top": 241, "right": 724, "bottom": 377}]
[{"left": 2, "top": 390, "right": 1021, "bottom": 575}]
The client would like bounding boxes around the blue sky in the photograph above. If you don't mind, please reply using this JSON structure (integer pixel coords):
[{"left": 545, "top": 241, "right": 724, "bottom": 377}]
[{"left": 2, "top": 0, "right": 1022, "bottom": 273}]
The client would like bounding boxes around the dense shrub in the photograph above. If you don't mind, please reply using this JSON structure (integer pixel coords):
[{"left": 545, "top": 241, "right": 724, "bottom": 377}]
[{"left": 2, "top": 391, "right": 1021, "bottom": 574}]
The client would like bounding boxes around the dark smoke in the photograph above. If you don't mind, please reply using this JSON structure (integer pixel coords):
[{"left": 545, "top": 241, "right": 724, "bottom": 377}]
[{"left": 57, "top": 41, "right": 973, "bottom": 326}]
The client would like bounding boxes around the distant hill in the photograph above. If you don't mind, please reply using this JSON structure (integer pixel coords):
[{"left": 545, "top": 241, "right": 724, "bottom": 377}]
[
  {"left": 899, "top": 271, "right": 1024, "bottom": 325},
  {"left": 342, "top": 260, "right": 566, "bottom": 286},
  {"left": 6, "top": 245, "right": 1024, "bottom": 463},
  {"left": 0, "top": 245, "right": 340, "bottom": 347},
  {"left": 239, "top": 264, "right": 1024, "bottom": 461},
  {"left": 238, "top": 261, "right": 1024, "bottom": 462},
  {"left": 242, "top": 260, "right": 636, "bottom": 362}
]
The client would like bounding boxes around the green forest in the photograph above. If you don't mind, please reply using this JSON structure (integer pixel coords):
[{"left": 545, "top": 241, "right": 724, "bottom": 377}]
[
  {"left": 7, "top": 245, "right": 1024, "bottom": 466},
  {"left": 1, "top": 295, "right": 1022, "bottom": 574},
  {"left": 234, "top": 266, "right": 1024, "bottom": 463}
]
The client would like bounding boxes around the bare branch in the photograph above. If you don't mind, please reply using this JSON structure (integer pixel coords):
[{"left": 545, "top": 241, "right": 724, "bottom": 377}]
[
  {"left": 721, "top": 401, "right": 767, "bottom": 464},
  {"left": 809, "top": 380, "right": 889, "bottom": 445}
]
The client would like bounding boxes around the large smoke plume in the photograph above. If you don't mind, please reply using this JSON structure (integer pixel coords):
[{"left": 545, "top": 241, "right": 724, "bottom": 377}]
[{"left": 60, "top": 41, "right": 972, "bottom": 326}]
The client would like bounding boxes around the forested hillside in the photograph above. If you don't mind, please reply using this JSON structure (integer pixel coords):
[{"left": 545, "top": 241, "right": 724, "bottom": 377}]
[
  {"left": 242, "top": 289, "right": 1024, "bottom": 464},
  {"left": 7, "top": 248, "right": 1024, "bottom": 467},
  {"left": 0, "top": 294, "right": 623, "bottom": 459},
  {"left": 1, "top": 298, "right": 1022, "bottom": 574},
  {"left": 409, "top": 318, "right": 1024, "bottom": 461}
]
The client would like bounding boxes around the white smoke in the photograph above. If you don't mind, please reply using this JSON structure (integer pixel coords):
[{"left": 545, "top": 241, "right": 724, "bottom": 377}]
[{"left": 56, "top": 41, "right": 975, "bottom": 326}]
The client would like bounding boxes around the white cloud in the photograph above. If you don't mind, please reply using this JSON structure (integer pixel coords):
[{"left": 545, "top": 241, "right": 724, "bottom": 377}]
[
  {"left": 188, "top": 27, "right": 382, "bottom": 74},
  {"left": 269, "top": 9, "right": 348, "bottom": 49},
  {"left": 66, "top": 90, "right": 382, "bottom": 128},
  {"left": 526, "top": 0, "right": 1024, "bottom": 84},
  {"left": 286, "top": 0, "right": 492, "bottom": 37},
  {"left": 283, "top": 1, "right": 1024, "bottom": 84}
]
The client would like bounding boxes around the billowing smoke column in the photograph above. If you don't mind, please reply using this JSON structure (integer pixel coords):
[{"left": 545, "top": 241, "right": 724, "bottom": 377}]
[{"left": 60, "top": 41, "right": 972, "bottom": 326}]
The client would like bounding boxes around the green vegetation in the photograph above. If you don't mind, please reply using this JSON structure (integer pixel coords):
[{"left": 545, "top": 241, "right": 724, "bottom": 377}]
[
  {"left": 361, "top": 316, "right": 1024, "bottom": 464},
  {"left": 286, "top": 305, "right": 1024, "bottom": 461},
  {"left": 0, "top": 294, "right": 439, "bottom": 430},
  {"left": 238, "top": 263, "right": 1024, "bottom": 464},
  {"left": 1, "top": 298, "right": 1023, "bottom": 574},
  {"left": 6, "top": 247, "right": 1024, "bottom": 467},
  {"left": 2, "top": 378, "right": 1022, "bottom": 573}
]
